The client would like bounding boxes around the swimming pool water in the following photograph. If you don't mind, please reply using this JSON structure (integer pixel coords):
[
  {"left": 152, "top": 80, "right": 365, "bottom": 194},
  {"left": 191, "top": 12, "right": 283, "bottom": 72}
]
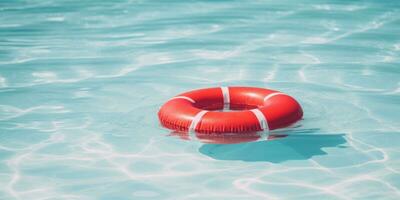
[{"left": 0, "top": 0, "right": 399, "bottom": 199}]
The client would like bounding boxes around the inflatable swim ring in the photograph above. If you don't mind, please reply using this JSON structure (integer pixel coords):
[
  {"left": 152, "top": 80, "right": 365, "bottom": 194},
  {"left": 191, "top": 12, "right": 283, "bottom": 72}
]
[{"left": 158, "top": 87, "right": 303, "bottom": 140}]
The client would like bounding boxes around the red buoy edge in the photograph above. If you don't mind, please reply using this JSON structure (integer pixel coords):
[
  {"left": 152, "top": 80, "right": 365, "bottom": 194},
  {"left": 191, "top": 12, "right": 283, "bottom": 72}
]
[{"left": 158, "top": 87, "right": 303, "bottom": 142}]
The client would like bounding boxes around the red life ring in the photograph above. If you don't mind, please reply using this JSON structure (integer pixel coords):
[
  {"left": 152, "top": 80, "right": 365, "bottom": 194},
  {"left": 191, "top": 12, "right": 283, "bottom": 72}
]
[{"left": 158, "top": 87, "right": 303, "bottom": 138}]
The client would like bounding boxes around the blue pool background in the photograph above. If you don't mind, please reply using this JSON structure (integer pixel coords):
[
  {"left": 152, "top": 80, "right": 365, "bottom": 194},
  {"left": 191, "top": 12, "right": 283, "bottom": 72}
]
[{"left": 0, "top": 0, "right": 399, "bottom": 199}]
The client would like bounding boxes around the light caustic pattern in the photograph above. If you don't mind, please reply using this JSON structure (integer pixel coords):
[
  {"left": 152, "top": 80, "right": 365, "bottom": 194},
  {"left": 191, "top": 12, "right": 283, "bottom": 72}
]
[{"left": 0, "top": 0, "right": 399, "bottom": 199}]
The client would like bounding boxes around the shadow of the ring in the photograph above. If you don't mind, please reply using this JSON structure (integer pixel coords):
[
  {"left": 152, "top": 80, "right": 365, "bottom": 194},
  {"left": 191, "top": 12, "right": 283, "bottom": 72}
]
[{"left": 198, "top": 133, "right": 347, "bottom": 163}]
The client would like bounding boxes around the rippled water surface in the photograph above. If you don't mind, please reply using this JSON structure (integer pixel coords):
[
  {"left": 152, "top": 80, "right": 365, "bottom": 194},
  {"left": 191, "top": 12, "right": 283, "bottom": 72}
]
[{"left": 1, "top": 0, "right": 400, "bottom": 199}]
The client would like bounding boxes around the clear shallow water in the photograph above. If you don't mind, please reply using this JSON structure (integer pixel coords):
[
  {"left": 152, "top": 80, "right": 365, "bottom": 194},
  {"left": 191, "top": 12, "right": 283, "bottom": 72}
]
[{"left": 0, "top": 0, "right": 399, "bottom": 199}]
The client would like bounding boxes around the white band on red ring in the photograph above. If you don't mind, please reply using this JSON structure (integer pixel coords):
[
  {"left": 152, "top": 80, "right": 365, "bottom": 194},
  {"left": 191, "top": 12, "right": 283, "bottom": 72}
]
[
  {"left": 221, "top": 86, "right": 230, "bottom": 110},
  {"left": 263, "top": 92, "right": 285, "bottom": 102},
  {"left": 188, "top": 110, "right": 208, "bottom": 139},
  {"left": 170, "top": 96, "right": 196, "bottom": 103},
  {"left": 250, "top": 109, "right": 270, "bottom": 140}
]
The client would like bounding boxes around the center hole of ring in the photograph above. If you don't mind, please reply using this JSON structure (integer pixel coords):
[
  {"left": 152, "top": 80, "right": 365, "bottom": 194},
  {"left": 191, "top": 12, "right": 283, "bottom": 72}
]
[{"left": 194, "top": 102, "right": 259, "bottom": 112}]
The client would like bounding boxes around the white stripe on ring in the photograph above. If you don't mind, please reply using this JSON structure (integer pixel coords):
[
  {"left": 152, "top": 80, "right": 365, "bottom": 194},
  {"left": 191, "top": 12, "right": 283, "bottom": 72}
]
[
  {"left": 221, "top": 86, "right": 230, "bottom": 110},
  {"left": 169, "top": 96, "right": 195, "bottom": 103},
  {"left": 188, "top": 110, "right": 208, "bottom": 139},
  {"left": 263, "top": 92, "right": 285, "bottom": 102},
  {"left": 250, "top": 109, "right": 270, "bottom": 140}
]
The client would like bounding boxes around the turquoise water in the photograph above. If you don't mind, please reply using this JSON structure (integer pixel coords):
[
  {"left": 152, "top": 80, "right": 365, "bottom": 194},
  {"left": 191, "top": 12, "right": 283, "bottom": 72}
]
[{"left": 1, "top": 0, "right": 400, "bottom": 199}]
